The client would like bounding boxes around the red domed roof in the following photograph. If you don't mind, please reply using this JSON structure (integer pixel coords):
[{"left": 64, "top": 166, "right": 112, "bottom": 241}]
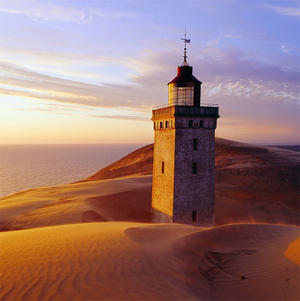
[{"left": 168, "top": 65, "right": 202, "bottom": 85}]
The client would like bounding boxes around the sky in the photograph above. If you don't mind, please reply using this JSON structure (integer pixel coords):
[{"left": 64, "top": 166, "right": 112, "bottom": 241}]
[{"left": 0, "top": 0, "right": 299, "bottom": 145}]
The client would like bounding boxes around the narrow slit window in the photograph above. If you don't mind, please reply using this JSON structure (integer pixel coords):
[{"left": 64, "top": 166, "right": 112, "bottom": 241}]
[
  {"left": 192, "top": 210, "right": 197, "bottom": 222},
  {"left": 200, "top": 120, "right": 204, "bottom": 128},
  {"left": 160, "top": 121, "right": 163, "bottom": 129},
  {"left": 188, "top": 120, "right": 193, "bottom": 128},
  {"left": 162, "top": 161, "right": 165, "bottom": 173},
  {"left": 192, "top": 162, "right": 197, "bottom": 174},
  {"left": 193, "top": 139, "right": 198, "bottom": 151},
  {"left": 165, "top": 121, "right": 169, "bottom": 128}
]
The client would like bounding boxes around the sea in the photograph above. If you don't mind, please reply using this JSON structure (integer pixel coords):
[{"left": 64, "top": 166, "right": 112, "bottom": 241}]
[{"left": 0, "top": 144, "right": 143, "bottom": 198}]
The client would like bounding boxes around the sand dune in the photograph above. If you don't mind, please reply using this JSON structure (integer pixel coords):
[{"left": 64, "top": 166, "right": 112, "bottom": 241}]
[
  {"left": 1, "top": 138, "right": 299, "bottom": 300},
  {"left": 0, "top": 222, "right": 299, "bottom": 301},
  {"left": 2, "top": 138, "right": 298, "bottom": 231},
  {"left": 82, "top": 138, "right": 300, "bottom": 225},
  {"left": 0, "top": 176, "right": 152, "bottom": 231},
  {"left": 172, "top": 224, "right": 300, "bottom": 300},
  {"left": 78, "top": 143, "right": 154, "bottom": 182}
]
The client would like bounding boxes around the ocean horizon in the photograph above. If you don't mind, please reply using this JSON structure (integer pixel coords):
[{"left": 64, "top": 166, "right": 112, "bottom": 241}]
[{"left": 0, "top": 144, "right": 145, "bottom": 198}]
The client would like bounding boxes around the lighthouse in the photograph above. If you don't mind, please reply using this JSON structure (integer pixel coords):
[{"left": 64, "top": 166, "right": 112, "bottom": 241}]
[{"left": 151, "top": 35, "right": 220, "bottom": 226}]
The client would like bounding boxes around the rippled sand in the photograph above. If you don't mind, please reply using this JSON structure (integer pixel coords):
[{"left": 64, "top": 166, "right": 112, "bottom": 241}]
[
  {"left": 1, "top": 138, "right": 299, "bottom": 300},
  {"left": 1, "top": 223, "right": 299, "bottom": 301}
]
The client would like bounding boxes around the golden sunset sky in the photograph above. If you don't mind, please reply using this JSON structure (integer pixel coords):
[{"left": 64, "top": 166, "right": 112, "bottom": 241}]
[{"left": 0, "top": 0, "right": 299, "bottom": 144}]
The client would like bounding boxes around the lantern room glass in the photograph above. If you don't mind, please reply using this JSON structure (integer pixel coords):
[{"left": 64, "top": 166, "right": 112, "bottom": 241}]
[{"left": 168, "top": 83, "right": 194, "bottom": 106}]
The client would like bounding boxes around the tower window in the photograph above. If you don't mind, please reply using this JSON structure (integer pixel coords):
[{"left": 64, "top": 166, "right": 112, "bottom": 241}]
[
  {"left": 165, "top": 121, "right": 169, "bottom": 128},
  {"left": 192, "top": 210, "right": 197, "bottom": 222},
  {"left": 193, "top": 139, "right": 198, "bottom": 151},
  {"left": 200, "top": 120, "right": 204, "bottom": 128},
  {"left": 188, "top": 120, "right": 193, "bottom": 128},
  {"left": 160, "top": 121, "right": 163, "bottom": 129},
  {"left": 192, "top": 162, "right": 197, "bottom": 174},
  {"left": 162, "top": 161, "right": 165, "bottom": 173}
]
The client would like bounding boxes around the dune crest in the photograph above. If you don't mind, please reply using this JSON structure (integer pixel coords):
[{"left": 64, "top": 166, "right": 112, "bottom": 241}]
[
  {"left": 1, "top": 138, "right": 299, "bottom": 231},
  {"left": 0, "top": 222, "right": 299, "bottom": 301},
  {"left": 285, "top": 236, "right": 300, "bottom": 267},
  {"left": 0, "top": 176, "right": 152, "bottom": 231}
]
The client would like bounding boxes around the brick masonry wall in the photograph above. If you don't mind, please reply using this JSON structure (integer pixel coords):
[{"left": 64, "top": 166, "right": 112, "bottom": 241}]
[
  {"left": 173, "top": 117, "right": 215, "bottom": 226},
  {"left": 151, "top": 117, "right": 175, "bottom": 222},
  {"left": 152, "top": 110, "right": 218, "bottom": 225}
]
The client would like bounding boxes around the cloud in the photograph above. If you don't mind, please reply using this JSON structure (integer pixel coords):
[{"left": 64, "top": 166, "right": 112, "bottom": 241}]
[
  {"left": 0, "top": 60, "right": 158, "bottom": 110},
  {"left": 0, "top": 46, "right": 299, "bottom": 126},
  {"left": 280, "top": 43, "right": 300, "bottom": 55},
  {"left": 92, "top": 9, "right": 137, "bottom": 19},
  {"left": 0, "top": 0, "right": 136, "bottom": 23},
  {"left": 1, "top": 45, "right": 299, "bottom": 143},
  {"left": 206, "top": 38, "right": 221, "bottom": 47},
  {"left": 224, "top": 34, "right": 243, "bottom": 39},
  {"left": 1, "top": 45, "right": 300, "bottom": 103},
  {"left": 264, "top": 4, "right": 300, "bottom": 17},
  {"left": 0, "top": 0, "right": 89, "bottom": 23},
  {"left": 90, "top": 114, "right": 149, "bottom": 121},
  {"left": 196, "top": 47, "right": 300, "bottom": 83}
]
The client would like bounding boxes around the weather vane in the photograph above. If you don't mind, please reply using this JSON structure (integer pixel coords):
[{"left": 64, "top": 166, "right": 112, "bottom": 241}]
[{"left": 181, "top": 29, "right": 190, "bottom": 66}]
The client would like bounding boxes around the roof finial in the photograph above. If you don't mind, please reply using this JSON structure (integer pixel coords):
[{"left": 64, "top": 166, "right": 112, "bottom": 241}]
[{"left": 181, "top": 28, "right": 190, "bottom": 66}]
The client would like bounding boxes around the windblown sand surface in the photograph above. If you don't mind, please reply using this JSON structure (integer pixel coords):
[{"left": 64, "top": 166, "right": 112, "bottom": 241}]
[
  {"left": 0, "top": 176, "right": 152, "bottom": 230},
  {"left": 82, "top": 138, "right": 300, "bottom": 225},
  {"left": 1, "top": 138, "right": 299, "bottom": 231},
  {"left": 0, "top": 138, "right": 299, "bottom": 300},
  {"left": 0, "top": 223, "right": 299, "bottom": 301}
]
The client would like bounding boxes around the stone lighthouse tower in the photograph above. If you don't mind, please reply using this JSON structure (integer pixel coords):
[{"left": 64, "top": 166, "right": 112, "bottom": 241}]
[{"left": 151, "top": 35, "right": 220, "bottom": 226}]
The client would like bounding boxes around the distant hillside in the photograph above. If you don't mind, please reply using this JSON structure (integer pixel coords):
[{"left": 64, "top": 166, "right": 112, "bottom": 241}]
[{"left": 268, "top": 145, "right": 300, "bottom": 152}]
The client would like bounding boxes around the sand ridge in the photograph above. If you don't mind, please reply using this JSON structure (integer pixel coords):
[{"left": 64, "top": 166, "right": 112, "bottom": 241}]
[
  {"left": 0, "top": 176, "right": 152, "bottom": 231},
  {"left": 82, "top": 138, "right": 300, "bottom": 226},
  {"left": 0, "top": 138, "right": 299, "bottom": 300},
  {"left": 285, "top": 236, "right": 300, "bottom": 267},
  {"left": 0, "top": 222, "right": 299, "bottom": 301},
  {"left": 1, "top": 138, "right": 299, "bottom": 231}
]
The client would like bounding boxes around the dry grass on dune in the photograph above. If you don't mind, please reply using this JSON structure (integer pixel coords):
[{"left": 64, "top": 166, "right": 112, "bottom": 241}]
[{"left": 0, "top": 222, "right": 299, "bottom": 301}]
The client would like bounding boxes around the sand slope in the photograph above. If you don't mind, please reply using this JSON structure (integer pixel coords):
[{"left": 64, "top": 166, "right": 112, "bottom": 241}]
[
  {"left": 1, "top": 139, "right": 299, "bottom": 301},
  {"left": 78, "top": 143, "right": 154, "bottom": 182},
  {"left": 0, "top": 222, "right": 299, "bottom": 301},
  {"left": 1, "top": 138, "right": 299, "bottom": 231},
  {"left": 82, "top": 138, "right": 300, "bottom": 225},
  {"left": 0, "top": 176, "right": 152, "bottom": 231}
]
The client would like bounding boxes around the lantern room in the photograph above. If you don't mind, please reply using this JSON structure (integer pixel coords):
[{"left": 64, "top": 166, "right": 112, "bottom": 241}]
[
  {"left": 167, "top": 31, "right": 202, "bottom": 107},
  {"left": 168, "top": 65, "right": 202, "bottom": 106}
]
